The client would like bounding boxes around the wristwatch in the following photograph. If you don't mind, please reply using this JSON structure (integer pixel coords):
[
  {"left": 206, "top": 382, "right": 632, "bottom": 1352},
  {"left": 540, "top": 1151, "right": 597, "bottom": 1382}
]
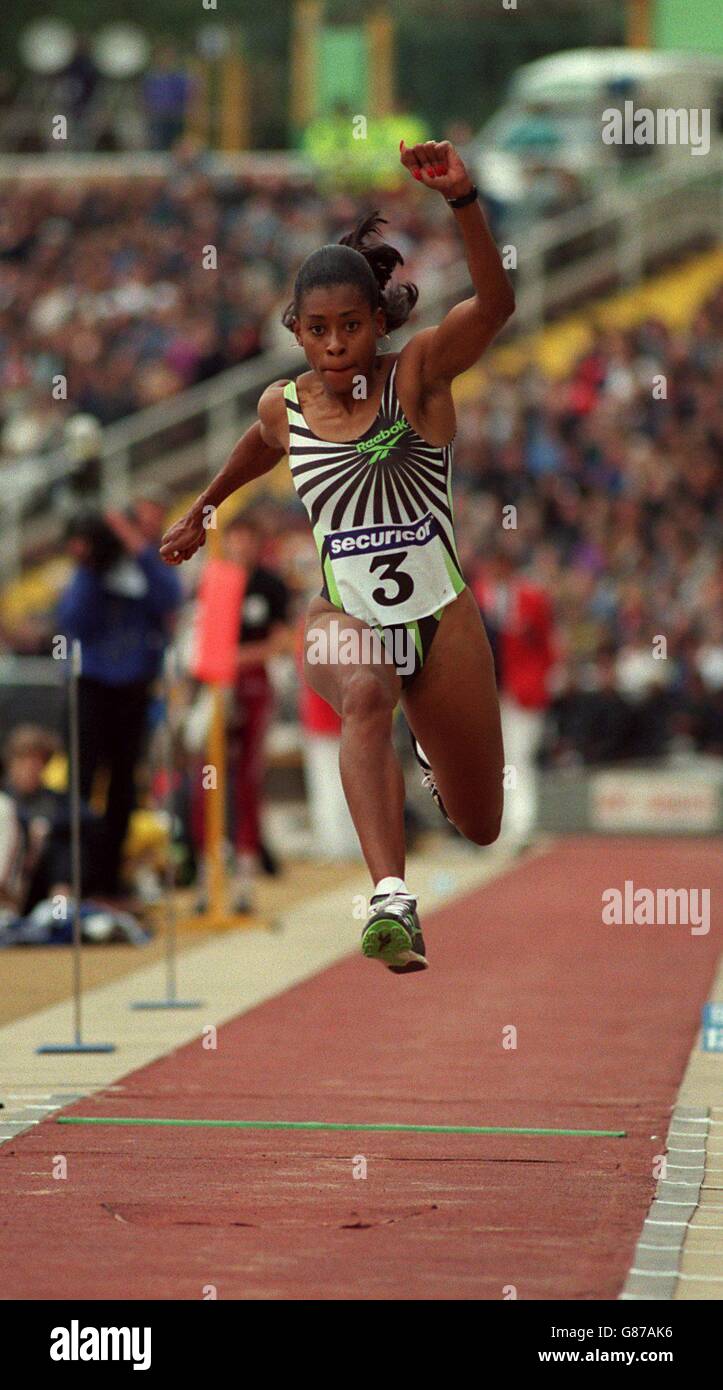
[{"left": 446, "top": 184, "right": 478, "bottom": 208}]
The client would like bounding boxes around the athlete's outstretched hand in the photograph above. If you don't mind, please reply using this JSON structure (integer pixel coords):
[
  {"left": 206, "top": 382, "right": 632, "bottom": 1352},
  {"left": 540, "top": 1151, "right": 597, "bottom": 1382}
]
[
  {"left": 159, "top": 508, "right": 207, "bottom": 565},
  {"left": 399, "top": 139, "right": 472, "bottom": 200}
]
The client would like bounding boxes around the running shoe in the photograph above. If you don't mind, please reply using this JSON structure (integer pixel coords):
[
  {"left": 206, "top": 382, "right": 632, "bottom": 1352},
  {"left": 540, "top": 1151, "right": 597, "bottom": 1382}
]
[
  {"left": 361, "top": 891, "right": 428, "bottom": 973},
  {"left": 408, "top": 730, "right": 452, "bottom": 824}
]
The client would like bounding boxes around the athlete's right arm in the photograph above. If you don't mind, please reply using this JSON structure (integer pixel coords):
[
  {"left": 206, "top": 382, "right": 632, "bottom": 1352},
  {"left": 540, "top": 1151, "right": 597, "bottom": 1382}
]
[{"left": 159, "top": 382, "right": 289, "bottom": 565}]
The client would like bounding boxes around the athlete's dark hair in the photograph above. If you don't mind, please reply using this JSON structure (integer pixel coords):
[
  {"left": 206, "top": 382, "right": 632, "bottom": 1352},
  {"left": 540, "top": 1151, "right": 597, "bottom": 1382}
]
[{"left": 281, "top": 211, "right": 418, "bottom": 335}]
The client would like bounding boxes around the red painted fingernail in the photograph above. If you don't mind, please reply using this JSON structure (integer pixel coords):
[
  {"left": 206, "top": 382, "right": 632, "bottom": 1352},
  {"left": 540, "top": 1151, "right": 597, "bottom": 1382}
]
[
  {"left": 435, "top": 164, "right": 446, "bottom": 175},
  {"left": 412, "top": 167, "right": 422, "bottom": 179}
]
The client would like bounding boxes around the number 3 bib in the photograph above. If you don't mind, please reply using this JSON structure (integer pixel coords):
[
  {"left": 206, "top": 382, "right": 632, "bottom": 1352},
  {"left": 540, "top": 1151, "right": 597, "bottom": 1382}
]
[
  {"left": 283, "top": 363, "right": 467, "bottom": 629},
  {"left": 322, "top": 511, "right": 460, "bottom": 628}
]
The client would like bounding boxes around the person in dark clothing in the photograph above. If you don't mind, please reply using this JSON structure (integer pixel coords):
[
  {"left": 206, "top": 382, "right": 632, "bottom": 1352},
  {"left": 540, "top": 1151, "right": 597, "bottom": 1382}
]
[
  {"left": 541, "top": 664, "right": 591, "bottom": 767},
  {"left": 56, "top": 509, "right": 182, "bottom": 896},
  {"left": 542, "top": 653, "right": 633, "bottom": 767},
  {"left": 629, "top": 683, "right": 673, "bottom": 760},
  {"left": 143, "top": 44, "right": 194, "bottom": 151},
  {"left": 577, "top": 652, "right": 634, "bottom": 765},
  {"left": 670, "top": 668, "right": 723, "bottom": 756}
]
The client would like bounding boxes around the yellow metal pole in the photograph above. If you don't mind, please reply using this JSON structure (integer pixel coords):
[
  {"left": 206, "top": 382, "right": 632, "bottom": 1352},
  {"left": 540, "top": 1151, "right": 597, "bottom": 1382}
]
[
  {"left": 291, "top": 0, "right": 323, "bottom": 131},
  {"left": 627, "top": 0, "right": 652, "bottom": 48},
  {"left": 366, "top": 10, "right": 395, "bottom": 116},
  {"left": 238, "top": 56, "right": 250, "bottom": 151},
  {"left": 206, "top": 683, "right": 227, "bottom": 924},
  {"left": 220, "top": 40, "right": 249, "bottom": 151}
]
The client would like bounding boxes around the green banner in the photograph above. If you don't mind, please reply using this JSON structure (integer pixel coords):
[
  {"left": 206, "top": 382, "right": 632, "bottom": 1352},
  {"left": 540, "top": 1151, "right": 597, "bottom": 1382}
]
[
  {"left": 318, "top": 26, "right": 367, "bottom": 115},
  {"left": 655, "top": 0, "right": 723, "bottom": 54}
]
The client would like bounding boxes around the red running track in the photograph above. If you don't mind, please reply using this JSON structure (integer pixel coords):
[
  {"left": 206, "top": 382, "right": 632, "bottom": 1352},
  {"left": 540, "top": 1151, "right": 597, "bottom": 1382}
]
[{"left": 2, "top": 837, "right": 720, "bottom": 1300}]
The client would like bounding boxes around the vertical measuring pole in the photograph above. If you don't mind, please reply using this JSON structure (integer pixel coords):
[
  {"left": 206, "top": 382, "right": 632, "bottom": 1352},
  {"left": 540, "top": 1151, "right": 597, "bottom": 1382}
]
[
  {"left": 37, "top": 639, "right": 115, "bottom": 1054},
  {"left": 131, "top": 646, "right": 202, "bottom": 1010}
]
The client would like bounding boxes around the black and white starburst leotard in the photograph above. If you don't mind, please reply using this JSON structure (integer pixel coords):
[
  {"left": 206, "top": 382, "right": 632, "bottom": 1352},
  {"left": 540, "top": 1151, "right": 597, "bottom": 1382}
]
[{"left": 283, "top": 357, "right": 466, "bottom": 631}]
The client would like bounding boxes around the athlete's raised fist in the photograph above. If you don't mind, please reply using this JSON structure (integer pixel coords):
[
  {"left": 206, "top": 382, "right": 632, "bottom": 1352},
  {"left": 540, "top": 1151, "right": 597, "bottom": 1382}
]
[{"left": 399, "top": 139, "right": 472, "bottom": 200}]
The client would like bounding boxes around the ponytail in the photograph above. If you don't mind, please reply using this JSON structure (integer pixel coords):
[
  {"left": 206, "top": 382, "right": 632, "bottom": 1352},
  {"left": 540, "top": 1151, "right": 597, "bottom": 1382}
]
[{"left": 281, "top": 210, "right": 418, "bottom": 333}]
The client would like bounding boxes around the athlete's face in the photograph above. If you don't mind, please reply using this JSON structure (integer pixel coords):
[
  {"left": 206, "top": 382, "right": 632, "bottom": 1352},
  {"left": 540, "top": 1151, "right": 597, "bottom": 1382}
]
[{"left": 294, "top": 286, "right": 386, "bottom": 392}]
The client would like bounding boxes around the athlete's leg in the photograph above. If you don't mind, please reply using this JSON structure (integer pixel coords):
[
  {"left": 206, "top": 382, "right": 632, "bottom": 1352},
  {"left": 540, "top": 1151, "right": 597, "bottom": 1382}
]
[
  {"left": 303, "top": 595, "right": 405, "bottom": 883},
  {"left": 401, "top": 586, "right": 505, "bottom": 845}
]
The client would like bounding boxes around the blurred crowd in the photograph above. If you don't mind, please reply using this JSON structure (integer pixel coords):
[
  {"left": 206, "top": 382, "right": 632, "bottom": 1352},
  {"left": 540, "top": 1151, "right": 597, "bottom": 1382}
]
[
  {"left": 0, "top": 162, "right": 460, "bottom": 453},
  {"left": 461, "top": 289, "right": 717, "bottom": 767}
]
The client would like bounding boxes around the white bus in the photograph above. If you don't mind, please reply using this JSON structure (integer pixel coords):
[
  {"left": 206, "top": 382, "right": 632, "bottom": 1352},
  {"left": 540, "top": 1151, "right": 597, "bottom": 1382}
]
[{"left": 470, "top": 49, "right": 723, "bottom": 212}]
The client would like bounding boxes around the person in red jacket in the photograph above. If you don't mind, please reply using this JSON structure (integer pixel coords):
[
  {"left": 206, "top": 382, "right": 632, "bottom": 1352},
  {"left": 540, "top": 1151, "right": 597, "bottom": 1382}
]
[
  {"left": 191, "top": 513, "right": 292, "bottom": 913},
  {"left": 473, "top": 545, "right": 556, "bottom": 844}
]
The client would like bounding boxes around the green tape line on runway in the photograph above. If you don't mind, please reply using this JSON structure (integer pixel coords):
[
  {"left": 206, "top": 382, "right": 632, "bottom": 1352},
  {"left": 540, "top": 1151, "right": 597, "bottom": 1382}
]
[{"left": 56, "top": 1117, "right": 626, "bottom": 1137}]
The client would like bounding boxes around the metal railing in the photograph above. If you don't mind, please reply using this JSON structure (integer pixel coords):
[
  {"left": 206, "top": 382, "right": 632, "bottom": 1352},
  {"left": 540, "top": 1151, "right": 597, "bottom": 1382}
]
[
  {"left": 0, "top": 151, "right": 312, "bottom": 181},
  {"left": 513, "top": 149, "right": 723, "bottom": 329},
  {"left": 2, "top": 151, "right": 721, "bottom": 585}
]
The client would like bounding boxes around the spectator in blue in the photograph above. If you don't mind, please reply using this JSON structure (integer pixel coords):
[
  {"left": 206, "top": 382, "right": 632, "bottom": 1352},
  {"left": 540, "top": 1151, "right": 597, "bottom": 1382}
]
[
  {"left": 143, "top": 43, "right": 193, "bottom": 152},
  {"left": 56, "top": 509, "right": 182, "bottom": 898}
]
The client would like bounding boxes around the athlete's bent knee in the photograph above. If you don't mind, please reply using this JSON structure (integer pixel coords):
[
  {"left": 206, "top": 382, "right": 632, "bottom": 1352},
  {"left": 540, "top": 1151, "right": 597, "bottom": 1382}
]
[
  {"left": 341, "top": 669, "right": 396, "bottom": 726},
  {"left": 457, "top": 808, "right": 502, "bottom": 846}
]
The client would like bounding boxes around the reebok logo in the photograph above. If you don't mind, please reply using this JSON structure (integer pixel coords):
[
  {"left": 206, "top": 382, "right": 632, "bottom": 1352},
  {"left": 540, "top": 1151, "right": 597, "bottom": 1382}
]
[
  {"left": 355, "top": 419, "right": 408, "bottom": 462},
  {"left": 50, "top": 1321, "right": 151, "bottom": 1371}
]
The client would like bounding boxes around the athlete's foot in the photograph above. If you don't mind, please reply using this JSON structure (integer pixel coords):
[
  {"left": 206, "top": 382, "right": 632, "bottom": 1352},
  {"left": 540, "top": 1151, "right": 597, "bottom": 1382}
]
[
  {"left": 361, "top": 890, "right": 428, "bottom": 973},
  {"left": 409, "top": 730, "right": 452, "bottom": 825}
]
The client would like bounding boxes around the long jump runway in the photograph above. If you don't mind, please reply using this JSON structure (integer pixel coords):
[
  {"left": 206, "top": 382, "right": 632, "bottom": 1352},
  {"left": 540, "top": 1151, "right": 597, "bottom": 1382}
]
[{"left": 2, "top": 837, "right": 720, "bottom": 1300}]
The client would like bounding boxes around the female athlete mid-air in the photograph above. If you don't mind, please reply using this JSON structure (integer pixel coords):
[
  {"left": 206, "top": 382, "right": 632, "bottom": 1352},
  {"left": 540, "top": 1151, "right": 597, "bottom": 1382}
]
[{"left": 161, "top": 138, "right": 515, "bottom": 974}]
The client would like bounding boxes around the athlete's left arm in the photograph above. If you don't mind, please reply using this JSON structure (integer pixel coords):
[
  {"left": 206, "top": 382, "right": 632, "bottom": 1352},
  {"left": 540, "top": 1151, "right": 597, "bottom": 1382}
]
[{"left": 400, "top": 139, "right": 515, "bottom": 385}]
